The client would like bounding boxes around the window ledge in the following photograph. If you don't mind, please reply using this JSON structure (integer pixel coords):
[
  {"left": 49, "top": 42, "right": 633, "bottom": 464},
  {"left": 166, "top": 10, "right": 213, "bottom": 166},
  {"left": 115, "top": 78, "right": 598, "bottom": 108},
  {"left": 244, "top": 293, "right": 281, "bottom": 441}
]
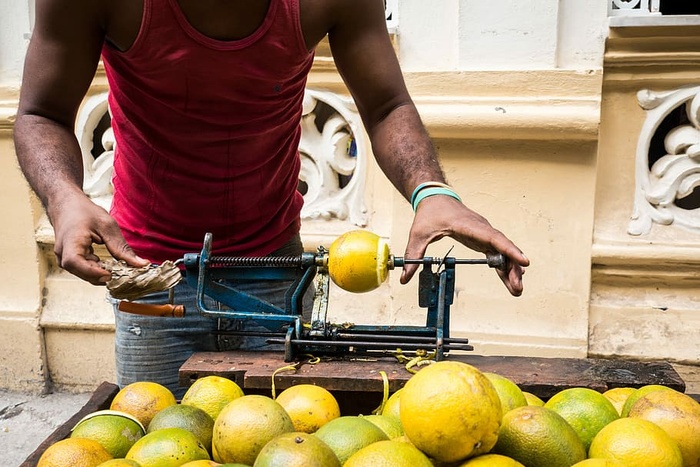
[{"left": 609, "top": 14, "right": 700, "bottom": 28}]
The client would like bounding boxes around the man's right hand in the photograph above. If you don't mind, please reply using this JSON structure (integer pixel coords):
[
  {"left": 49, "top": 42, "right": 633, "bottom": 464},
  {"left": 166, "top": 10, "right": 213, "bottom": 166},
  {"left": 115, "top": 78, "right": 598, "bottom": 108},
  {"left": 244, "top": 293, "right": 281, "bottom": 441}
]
[{"left": 49, "top": 193, "right": 149, "bottom": 285}]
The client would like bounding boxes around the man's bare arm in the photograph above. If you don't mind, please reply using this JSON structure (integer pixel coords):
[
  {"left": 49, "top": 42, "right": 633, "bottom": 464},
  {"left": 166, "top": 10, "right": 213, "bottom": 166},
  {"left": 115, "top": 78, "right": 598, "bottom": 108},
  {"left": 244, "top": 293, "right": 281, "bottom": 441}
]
[
  {"left": 14, "top": 0, "right": 148, "bottom": 284},
  {"left": 326, "top": 0, "right": 529, "bottom": 295}
]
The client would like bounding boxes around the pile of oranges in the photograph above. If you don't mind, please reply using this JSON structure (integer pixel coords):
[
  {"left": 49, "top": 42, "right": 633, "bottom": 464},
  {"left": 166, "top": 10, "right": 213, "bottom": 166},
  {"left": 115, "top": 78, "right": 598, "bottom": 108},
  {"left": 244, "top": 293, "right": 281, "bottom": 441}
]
[{"left": 37, "top": 362, "right": 700, "bottom": 467}]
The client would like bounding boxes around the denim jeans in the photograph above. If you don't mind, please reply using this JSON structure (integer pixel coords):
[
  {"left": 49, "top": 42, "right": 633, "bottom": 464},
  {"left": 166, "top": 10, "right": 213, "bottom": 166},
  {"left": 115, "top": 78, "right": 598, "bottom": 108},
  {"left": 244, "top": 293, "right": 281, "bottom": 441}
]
[{"left": 112, "top": 235, "right": 312, "bottom": 398}]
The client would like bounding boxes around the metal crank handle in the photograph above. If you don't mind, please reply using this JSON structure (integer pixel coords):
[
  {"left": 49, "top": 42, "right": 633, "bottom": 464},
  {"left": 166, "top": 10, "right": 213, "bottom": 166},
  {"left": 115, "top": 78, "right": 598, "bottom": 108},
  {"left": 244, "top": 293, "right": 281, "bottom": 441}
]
[
  {"left": 326, "top": 230, "right": 513, "bottom": 293},
  {"left": 117, "top": 301, "right": 185, "bottom": 318},
  {"left": 391, "top": 252, "right": 508, "bottom": 270},
  {"left": 486, "top": 252, "right": 508, "bottom": 271}
]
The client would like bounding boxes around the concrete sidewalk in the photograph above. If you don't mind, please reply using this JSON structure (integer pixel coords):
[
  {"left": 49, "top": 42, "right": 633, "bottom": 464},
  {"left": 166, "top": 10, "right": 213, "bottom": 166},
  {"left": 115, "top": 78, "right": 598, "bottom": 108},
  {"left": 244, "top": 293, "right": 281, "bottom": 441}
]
[{"left": 1, "top": 388, "right": 91, "bottom": 467}]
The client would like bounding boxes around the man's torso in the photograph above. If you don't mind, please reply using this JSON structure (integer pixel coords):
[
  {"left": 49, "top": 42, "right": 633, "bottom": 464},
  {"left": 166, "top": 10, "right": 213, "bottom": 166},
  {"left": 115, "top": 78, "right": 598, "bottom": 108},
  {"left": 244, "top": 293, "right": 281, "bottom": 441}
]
[
  {"left": 101, "top": 0, "right": 321, "bottom": 261},
  {"left": 101, "top": 0, "right": 332, "bottom": 53}
]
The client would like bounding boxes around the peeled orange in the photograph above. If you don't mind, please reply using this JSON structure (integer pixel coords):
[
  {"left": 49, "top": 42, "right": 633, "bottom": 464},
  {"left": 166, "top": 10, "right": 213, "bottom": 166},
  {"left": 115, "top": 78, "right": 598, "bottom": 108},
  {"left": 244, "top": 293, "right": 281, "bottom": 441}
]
[{"left": 327, "top": 230, "right": 390, "bottom": 293}]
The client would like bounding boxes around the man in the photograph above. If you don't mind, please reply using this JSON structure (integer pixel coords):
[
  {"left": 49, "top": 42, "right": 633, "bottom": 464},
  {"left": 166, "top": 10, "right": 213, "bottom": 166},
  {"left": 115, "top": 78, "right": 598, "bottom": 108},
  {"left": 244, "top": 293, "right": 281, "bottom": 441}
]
[{"left": 14, "top": 0, "right": 529, "bottom": 395}]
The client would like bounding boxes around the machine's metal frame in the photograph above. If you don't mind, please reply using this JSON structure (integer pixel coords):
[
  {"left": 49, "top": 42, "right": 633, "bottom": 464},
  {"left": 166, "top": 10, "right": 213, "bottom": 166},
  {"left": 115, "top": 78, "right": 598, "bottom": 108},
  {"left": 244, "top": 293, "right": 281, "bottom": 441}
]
[{"left": 183, "top": 233, "right": 502, "bottom": 362}]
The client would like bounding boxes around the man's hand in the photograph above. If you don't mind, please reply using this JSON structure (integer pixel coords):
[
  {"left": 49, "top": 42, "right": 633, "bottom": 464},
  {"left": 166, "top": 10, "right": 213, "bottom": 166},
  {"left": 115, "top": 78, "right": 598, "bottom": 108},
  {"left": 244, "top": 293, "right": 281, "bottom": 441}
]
[
  {"left": 49, "top": 193, "right": 149, "bottom": 285},
  {"left": 400, "top": 195, "right": 529, "bottom": 297}
]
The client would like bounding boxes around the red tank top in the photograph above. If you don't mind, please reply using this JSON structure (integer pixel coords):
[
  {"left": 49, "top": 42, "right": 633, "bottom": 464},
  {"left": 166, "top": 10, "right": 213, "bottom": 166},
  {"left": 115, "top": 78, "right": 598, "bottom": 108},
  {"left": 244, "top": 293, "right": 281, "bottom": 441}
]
[{"left": 101, "top": 0, "right": 314, "bottom": 263}]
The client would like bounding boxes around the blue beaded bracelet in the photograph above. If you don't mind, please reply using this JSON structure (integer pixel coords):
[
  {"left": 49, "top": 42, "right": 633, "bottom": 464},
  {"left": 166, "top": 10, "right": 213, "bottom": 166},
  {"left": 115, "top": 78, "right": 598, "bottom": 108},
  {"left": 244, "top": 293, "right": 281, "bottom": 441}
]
[{"left": 412, "top": 186, "right": 462, "bottom": 211}]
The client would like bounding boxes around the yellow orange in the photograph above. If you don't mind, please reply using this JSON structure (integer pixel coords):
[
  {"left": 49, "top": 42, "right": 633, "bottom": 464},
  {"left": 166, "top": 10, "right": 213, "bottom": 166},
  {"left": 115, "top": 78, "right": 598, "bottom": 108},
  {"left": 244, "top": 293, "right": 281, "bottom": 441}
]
[
  {"left": 275, "top": 384, "right": 340, "bottom": 433},
  {"left": 96, "top": 460, "right": 143, "bottom": 467},
  {"left": 457, "top": 453, "right": 526, "bottom": 466},
  {"left": 380, "top": 388, "right": 403, "bottom": 420},
  {"left": 571, "top": 459, "right": 624, "bottom": 467},
  {"left": 627, "top": 389, "right": 700, "bottom": 467},
  {"left": 181, "top": 375, "right": 245, "bottom": 422},
  {"left": 110, "top": 381, "right": 177, "bottom": 429},
  {"left": 523, "top": 391, "right": 545, "bottom": 407},
  {"left": 254, "top": 432, "right": 340, "bottom": 467},
  {"left": 212, "top": 394, "right": 294, "bottom": 465},
  {"left": 343, "top": 439, "right": 433, "bottom": 467},
  {"left": 399, "top": 361, "right": 502, "bottom": 463},
  {"left": 96, "top": 460, "right": 142, "bottom": 467},
  {"left": 589, "top": 417, "right": 683, "bottom": 467},
  {"left": 360, "top": 414, "right": 404, "bottom": 439},
  {"left": 38, "top": 438, "right": 113, "bottom": 467},
  {"left": 620, "top": 384, "right": 674, "bottom": 417},
  {"left": 179, "top": 461, "right": 221, "bottom": 467},
  {"left": 602, "top": 387, "right": 635, "bottom": 415}
]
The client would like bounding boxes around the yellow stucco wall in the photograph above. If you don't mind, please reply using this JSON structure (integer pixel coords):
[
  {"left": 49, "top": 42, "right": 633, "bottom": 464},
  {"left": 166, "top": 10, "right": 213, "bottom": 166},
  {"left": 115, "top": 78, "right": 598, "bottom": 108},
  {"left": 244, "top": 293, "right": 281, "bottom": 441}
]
[
  {"left": 0, "top": 89, "right": 48, "bottom": 392},
  {"left": 0, "top": 59, "right": 605, "bottom": 392},
  {"left": 2, "top": 21, "right": 697, "bottom": 393},
  {"left": 590, "top": 22, "right": 700, "bottom": 363}
]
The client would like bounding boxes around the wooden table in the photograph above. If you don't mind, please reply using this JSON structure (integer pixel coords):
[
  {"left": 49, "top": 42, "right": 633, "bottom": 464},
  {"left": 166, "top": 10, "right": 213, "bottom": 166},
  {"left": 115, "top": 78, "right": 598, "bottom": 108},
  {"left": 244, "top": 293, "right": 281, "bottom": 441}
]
[{"left": 179, "top": 351, "right": 686, "bottom": 414}]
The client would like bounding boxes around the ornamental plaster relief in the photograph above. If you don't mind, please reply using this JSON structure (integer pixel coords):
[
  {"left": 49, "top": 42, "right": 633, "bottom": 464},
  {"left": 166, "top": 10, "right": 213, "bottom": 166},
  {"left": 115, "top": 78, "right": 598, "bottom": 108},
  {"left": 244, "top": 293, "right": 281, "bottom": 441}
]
[
  {"left": 629, "top": 86, "right": 700, "bottom": 236},
  {"left": 608, "top": 0, "right": 660, "bottom": 16}
]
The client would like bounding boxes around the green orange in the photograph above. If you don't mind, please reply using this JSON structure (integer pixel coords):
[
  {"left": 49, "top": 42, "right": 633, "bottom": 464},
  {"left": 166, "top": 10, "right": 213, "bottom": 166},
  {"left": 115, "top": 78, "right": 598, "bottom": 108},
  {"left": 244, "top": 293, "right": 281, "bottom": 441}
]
[
  {"left": 484, "top": 372, "right": 527, "bottom": 415},
  {"left": 493, "top": 405, "right": 586, "bottom": 467},
  {"left": 313, "top": 416, "right": 388, "bottom": 465},
  {"left": 71, "top": 410, "right": 145, "bottom": 458},
  {"left": 126, "top": 427, "right": 210, "bottom": 467},
  {"left": 544, "top": 387, "right": 619, "bottom": 451}
]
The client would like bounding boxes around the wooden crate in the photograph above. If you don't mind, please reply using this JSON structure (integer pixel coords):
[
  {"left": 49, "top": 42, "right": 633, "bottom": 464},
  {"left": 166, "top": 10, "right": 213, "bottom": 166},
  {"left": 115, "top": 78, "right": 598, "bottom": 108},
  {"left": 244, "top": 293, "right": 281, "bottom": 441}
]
[
  {"left": 23, "top": 353, "right": 694, "bottom": 466},
  {"left": 21, "top": 382, "right": 120, "bottom": 467}
]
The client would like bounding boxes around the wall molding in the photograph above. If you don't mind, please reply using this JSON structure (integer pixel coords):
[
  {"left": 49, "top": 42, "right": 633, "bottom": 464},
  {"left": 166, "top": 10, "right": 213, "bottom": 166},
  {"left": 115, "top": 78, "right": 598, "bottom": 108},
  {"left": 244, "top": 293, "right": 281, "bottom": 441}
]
[
  {"left": 0, "top": 99, "right": 17, "bottom": 132},
  {"left": 4, "top": 68, "right": 603, "bottom": 143},
  {"left": 591, "top": 241, "right": 700, "bottom": 285},
  {"left": 604, "top": 23, "right": 700, "bottom": 83},
  {"left": 415, "top": 97, "right": 600, "bottom": 142},
  {"left": 330, "top": 69, "right": 604, "bottom": 143}
]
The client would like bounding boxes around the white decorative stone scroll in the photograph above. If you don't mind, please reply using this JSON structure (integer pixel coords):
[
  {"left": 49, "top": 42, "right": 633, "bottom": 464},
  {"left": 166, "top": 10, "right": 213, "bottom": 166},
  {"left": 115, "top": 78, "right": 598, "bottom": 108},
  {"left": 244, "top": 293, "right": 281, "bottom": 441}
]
[
  {"left": 75, "top": 89, "right": 369, "bottom": 226},
  {"left": 298, "top": 89, "right": 368, "bottom": 227},
  {"left": 608, "top": 0, "right": 660, "bottom": 16},
  {"left": 628, "top": 86, "right": 700, "bottom": 235},
  {"left": 384, "top": 0, "right": 399, "bottom": 33},
  {"left": 76, "top": 93, "right": 114, "bottom": 211}
]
